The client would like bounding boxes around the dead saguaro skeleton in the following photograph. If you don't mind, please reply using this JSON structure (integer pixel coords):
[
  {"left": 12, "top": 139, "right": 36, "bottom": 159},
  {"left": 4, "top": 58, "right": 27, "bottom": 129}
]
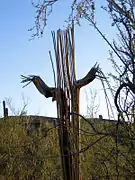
[{"left": 21, "top": 22, "right": 100, "bottom": 180}]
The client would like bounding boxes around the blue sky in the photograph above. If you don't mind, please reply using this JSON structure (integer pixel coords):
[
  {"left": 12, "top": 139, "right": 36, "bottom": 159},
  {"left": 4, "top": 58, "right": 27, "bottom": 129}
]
[{"left": 0, "top": 0, "right": 118, "bottom": 118}]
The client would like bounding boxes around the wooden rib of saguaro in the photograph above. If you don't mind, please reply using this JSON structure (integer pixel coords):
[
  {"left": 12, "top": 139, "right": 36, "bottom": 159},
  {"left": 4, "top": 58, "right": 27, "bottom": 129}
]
[
  {"left": 69, "top": 22, "right": 80, "bottom": 180},
  {"left": 53, "top": 29, "right": 71, "bottom": 180},
  {"left": 52, "top": 22, "right": 80, "bottom": 180}
]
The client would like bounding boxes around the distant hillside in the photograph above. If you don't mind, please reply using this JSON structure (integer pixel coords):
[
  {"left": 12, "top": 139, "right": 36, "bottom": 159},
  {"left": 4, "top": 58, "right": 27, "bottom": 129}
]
[
  {"left": 1, "top": 115, "right": 57, "bottom": 125},
  {"left": 1, "top": 114, "right": 119, "bottom": 127}
]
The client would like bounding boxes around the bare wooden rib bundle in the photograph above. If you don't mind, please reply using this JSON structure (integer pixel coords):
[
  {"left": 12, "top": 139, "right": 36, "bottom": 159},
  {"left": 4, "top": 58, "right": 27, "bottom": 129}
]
[{"left": 52, "top": 23, "right": 80, "bottom": 180}]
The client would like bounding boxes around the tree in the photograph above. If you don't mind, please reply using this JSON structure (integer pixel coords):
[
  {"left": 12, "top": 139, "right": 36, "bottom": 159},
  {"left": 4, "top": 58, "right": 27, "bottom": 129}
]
[
  {"left": 104, "top": 0, "right": 135, "bottom": 120},
  {"left": 99, "top": 1, "right": 135, "bottom": 178},
  {"left": 85, "top": 88, "right": 100, "bottom": 118},
  {"left": 29, "top": 0, "right": 95, "bottom": 39}
]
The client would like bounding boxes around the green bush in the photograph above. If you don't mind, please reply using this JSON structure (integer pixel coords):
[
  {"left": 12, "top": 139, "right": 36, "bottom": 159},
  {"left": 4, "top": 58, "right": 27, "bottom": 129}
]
[{"left": 0, "top": 117, "right": 62, "bottom": 180}]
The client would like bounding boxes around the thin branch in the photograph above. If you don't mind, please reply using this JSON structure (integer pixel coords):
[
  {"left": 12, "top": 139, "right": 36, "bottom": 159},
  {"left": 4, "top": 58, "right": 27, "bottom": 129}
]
[{"left": 49, "top": 50, "right": 56, "bottom": 88}]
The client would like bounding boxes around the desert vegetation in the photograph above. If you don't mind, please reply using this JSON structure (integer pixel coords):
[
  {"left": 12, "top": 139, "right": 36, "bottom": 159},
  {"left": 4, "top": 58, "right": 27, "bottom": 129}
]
[
  {"left": 0, "top": 115, "right": 135, "bottom": 179},
  {"left": 0, "top": 0, "right": 135, "bottom": 179}
]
